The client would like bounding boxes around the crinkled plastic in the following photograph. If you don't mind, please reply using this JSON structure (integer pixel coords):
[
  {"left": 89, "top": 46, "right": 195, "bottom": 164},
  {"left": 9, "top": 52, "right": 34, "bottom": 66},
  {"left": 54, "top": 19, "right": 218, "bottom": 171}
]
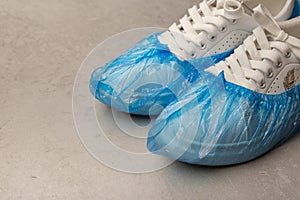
[
  {"left": 147, "top": 71, "right": 300, "bottom": 166},
  {"left": 90, "top": 33, "right": 233, "bottom": 115}
]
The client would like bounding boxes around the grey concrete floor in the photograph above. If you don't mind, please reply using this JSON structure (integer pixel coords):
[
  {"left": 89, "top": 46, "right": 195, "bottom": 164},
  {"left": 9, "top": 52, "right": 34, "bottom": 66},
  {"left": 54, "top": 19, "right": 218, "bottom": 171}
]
[{"left": 0, "top": 0, "right": 300, "bottom": 199}]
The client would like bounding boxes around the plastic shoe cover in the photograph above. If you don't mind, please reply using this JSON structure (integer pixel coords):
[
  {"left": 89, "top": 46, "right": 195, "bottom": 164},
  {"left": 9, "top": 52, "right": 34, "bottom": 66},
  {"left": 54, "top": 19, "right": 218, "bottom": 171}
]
[
  {"left": 90, "top": 33, "right": 232, "bottom": 115},
  {"left": 90, "top": 0, "right": 300, "bottom": 116},
  {"left": 147, "top": 71, "right": 300, "bottom": 166}
]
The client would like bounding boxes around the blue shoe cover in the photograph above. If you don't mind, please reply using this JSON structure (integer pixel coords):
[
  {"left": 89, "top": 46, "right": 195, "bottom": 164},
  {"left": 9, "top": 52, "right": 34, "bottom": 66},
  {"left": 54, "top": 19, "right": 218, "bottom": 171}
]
[
  {"left": 90, "top": 33, "right": 233, "bottom": 115},
  {"left": 90, "top": 0, "right": 300, "bottom": 116},
  {"left": 147, "top": 72, "right": 300, "bottom": 166}
]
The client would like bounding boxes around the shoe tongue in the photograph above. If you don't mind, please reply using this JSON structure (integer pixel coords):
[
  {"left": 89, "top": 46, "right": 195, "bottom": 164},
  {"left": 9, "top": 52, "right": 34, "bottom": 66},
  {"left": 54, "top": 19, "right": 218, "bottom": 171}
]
[{"left": 253, "top": 4, "right": 288, "bottom": 41}]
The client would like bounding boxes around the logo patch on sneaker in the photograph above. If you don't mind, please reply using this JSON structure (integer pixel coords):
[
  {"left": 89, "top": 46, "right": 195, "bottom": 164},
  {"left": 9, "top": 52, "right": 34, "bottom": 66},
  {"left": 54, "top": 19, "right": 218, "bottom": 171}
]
[{"left": 283, "top": 69, "right": 295, "bottom": 90}]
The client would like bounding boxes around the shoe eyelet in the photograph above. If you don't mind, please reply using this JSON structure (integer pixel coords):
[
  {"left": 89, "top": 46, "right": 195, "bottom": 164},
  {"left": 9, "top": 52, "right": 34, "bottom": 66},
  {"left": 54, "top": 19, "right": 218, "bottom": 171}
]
[
  {"left": 190, "top": 52, "right": 197, "bottom": 58},
  {"left": 267, "top": 71, "right": 274, "bottom": 78},
  {"left": 231, "top": 19, "right": 238, "bottom": 24},
  {"left": 258, "top": 81, "right": 266, "bottom": 89},
  {"left": 208, "top": 35, "right": 217, "bottom": 41},
  {"left": 285, "top": 51, "right": 291, "bottom": 58},
  {"left": 200, "top": 43, "right": 207, "bottom": 49},
  {"left": 276, "top": 60, "right": 283, "bottom": 68},
  {"left": 220, "top": 26, "right": 227, "bottom": 33}
]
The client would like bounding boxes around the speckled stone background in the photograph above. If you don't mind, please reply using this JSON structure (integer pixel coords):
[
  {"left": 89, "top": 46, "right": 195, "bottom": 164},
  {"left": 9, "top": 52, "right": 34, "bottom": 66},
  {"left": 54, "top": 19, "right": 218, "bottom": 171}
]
[{"left": 0, "top": 0, "right": 299, "bottom": 199}]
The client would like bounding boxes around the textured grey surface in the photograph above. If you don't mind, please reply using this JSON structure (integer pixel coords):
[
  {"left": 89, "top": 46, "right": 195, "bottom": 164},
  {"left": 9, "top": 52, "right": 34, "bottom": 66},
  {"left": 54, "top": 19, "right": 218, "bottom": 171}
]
[{"left": 0, "top": 0, "right": 300, "bottom": 199}]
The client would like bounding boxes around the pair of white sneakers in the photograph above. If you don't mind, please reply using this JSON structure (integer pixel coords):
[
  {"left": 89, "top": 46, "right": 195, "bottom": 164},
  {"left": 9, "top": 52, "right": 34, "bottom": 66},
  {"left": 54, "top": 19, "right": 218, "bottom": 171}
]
[{"left": 91, "top": 0, "right": 300, "bottom": 166}]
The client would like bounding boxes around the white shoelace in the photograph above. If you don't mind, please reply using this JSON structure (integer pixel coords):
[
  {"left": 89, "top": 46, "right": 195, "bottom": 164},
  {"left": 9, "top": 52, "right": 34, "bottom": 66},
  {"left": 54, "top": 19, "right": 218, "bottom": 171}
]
[
  {"left": 165, "top": 0, "right": 246, "bottom": 59},
  {"left": 207, "top": 5, "right": 296, "bottom": 91}
]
